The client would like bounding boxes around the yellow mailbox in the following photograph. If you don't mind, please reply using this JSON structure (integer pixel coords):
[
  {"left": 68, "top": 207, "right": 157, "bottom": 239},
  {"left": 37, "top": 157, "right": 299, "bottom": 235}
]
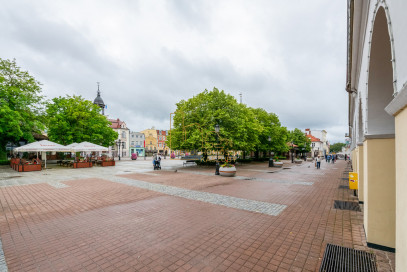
[{"left": 349, "top": 172, "right": 358, "bottom": 190}]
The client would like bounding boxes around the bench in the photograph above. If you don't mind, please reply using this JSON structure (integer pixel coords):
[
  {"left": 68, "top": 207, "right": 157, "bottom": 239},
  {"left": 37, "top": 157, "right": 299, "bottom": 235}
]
[{"left": 183, "top": 160, "right": 197, "bottom": 167}]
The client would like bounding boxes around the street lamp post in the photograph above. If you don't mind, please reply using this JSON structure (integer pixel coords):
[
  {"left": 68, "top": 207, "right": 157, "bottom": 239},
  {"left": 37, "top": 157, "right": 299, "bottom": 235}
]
[
  {"left": 268, "top": 136, "right": 274, "bottom": 167},
  {"left": 304, "top": 142, "right": 307, "bottom": 161},
  {"left": 121, "top": 141, "right": 125, "bottom": 158},
  {"left": 291, "top": 141, "right": 294, "bottom": 163},
  {"left": 215, "top": 124, "right": 220, "bottom": 175},
  {"left": 117, "top": 139, "right": 122, "bottom": 160}
]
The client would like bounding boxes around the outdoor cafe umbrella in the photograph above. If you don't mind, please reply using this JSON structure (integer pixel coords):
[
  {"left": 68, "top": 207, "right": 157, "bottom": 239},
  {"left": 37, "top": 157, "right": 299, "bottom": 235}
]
[
  {"left": 71, "top": 142, "right": 108, "bottom": 152},
  {"left": 13, "top": 140, "right": 70, "bottom": 168},
  {"left": 65, "top": 142, "right": 79, "bottom": 149}
]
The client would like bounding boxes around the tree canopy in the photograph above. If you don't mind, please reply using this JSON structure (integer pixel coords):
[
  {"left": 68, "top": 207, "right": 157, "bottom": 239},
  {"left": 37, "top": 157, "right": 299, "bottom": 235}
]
[
  {"left": 329, "top": 142, "right": 346, "bottom": 153},
  {"left": 46, "top": 95, "right": 118, "bottom": 147},
  {"left": 169, "top": 87, "right": 291, "bottom": 158},
  {"left": 288, "top": 128, "right": 311, "bottom": 152},
  {"left": 0, "top": 58, "right": 46, "bottom": 159}
]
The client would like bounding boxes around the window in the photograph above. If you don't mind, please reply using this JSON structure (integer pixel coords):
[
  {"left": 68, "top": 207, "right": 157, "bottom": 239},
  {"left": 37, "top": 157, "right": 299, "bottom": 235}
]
[
  {"left": 122, "top": 131, "right": 126, "bottom": 138},
  {"left": 132, "top": 134, "right": 134, "bottom": 138},
  {"left": 150, "top": 141, "right": 152, "bottom": 145},
  {"left": 131, "top": 141, "right": 135, "bottom": 146}
]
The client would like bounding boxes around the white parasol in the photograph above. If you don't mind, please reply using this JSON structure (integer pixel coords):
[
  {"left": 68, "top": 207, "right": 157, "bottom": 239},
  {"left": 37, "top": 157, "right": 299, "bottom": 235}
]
[
  {"left": 71, "top": 142, "right": 108, "bottom": 152},
  {"left": 13, "top": 140, "right": 70, "bottom": 168}
]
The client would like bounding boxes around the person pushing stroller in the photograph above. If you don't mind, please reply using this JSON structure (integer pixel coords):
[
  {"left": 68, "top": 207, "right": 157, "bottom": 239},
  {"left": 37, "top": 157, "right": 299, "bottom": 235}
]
[{"left": 153, "top": 154, "right": 161, "bottom": 170}]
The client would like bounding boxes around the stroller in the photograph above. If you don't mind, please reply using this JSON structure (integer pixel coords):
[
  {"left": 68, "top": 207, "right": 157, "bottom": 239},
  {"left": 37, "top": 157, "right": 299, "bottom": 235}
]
[{"left": 153, "top": 157, "right": 161, "bottom": 170}]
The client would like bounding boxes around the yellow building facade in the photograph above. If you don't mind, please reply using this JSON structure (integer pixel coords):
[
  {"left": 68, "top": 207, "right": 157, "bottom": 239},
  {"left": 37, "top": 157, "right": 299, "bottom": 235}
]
[
  {"left": 347, "top": 1, "right": 407, "bottom": 270},
  {"left": 141, "top": 128, "right": 158, "bottom": 154}
]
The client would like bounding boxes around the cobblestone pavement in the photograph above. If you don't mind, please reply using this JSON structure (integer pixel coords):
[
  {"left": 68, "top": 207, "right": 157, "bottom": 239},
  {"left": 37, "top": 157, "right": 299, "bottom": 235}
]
[{"left": 0, "top": 159, "right": 395, "bottom": 271}]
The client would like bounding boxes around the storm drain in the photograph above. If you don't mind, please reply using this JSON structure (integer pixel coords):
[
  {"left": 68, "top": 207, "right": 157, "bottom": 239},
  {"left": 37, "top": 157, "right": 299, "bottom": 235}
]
[
  {"left": 334, "top": 200, "right": 361, "bottom": 212},
  {"left": 338, "top": 185, "right": 349, "bottom": 189},
  {"left": 319, "top": 243, "right": 377, "bottom": 272}
]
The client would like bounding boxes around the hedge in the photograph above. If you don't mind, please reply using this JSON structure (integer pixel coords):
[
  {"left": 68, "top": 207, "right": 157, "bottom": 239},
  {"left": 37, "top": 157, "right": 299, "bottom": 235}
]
[{"left": 0, "top": 160, "right": 10, "bottom": 165}]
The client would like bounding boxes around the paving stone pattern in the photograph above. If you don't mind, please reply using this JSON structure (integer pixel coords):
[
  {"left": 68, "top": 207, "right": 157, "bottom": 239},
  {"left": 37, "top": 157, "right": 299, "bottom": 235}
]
[
  {"left": 108, "top": 176, "right": 287, "bottom": 216},
  {"left": 0, "top": 238, "right": 7, "bottom": 272},
  {"left": 0, "top": 159, "right": 395, "bottom": 271}
]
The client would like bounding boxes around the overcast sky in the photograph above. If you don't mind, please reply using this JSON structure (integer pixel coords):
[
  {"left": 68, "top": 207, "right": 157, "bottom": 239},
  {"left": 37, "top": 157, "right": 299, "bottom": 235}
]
[{"left": 1, "top": 0, "right": 347, "bottom": 143}]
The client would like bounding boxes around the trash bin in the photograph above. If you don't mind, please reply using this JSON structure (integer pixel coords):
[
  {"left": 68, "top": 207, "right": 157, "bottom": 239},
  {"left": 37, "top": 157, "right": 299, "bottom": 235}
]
[{"left": 269, "top": 157, "right": 274, "bottom": 167}]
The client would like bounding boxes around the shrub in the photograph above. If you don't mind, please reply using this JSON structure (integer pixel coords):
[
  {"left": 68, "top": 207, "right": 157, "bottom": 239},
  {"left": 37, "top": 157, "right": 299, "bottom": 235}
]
[{"left": 0, "top": 160, "right": 10, "bottom": 165}]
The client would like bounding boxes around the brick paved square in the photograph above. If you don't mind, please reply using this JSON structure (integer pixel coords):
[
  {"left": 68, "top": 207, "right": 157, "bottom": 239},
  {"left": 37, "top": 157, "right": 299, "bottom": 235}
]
[{"left": 0, "top": 160, "right": 395, "bottom": 271}]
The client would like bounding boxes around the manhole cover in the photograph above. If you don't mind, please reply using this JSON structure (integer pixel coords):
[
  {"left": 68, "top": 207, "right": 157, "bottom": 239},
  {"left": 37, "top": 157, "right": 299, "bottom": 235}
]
[
  {"left": 320, "top": 243, "right": 377, "bottom": 272},
  {"left": 338, "top": 185, "right": 349, "bottom": 189},
  {"left": 268, "top": 171, "right": 275, "bottom": 173},
  {"left": 283, "top": 167, "right": 292, "bottom": 170},
  {"left": 334, "top": 200, "right": 361, "bottom": 212}
]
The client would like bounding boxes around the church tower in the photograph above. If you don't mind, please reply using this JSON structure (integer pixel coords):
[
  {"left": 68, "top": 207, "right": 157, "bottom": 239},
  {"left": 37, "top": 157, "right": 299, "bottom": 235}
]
[{"left": 93, "top": 82, "right": 105, "bottom": 115}]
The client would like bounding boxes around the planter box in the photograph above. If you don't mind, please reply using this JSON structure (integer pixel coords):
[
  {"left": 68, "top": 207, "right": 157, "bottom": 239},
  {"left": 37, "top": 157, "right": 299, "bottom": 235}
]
[
  {"left": 274, "top": 162, "right": 283, "bottom": 168},
  {"left": 13, "top": 164, "right": 23, "bottom": 172},
  {"left": 219, "top": 166, "right": 236, "bottom": 177},
  {"left": 12, "top": 164, "right": 41, "bottom": 172},
  {"left": 307, "top": 158, "right": 313, "bottom": 162},
  {"left": 294, "top": 160, "right": 303, "bottom": 164},
  {"left": 73, "top": 162, "right": 92, "bottom": 168},
  {"left": 101, "top": 161, "right": 115, "bottom": 167},
  {"left": 22, "top": 164, "right": 42, "bottom": 172}
]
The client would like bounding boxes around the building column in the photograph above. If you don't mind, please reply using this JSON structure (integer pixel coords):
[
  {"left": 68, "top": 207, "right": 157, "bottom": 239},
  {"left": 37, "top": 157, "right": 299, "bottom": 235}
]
[
  {"left": 395, "top": 108, "right": 407, "bottom": 270},
  {"left": 363, "top": 137, "right": 395, "bottom": 250},
  {"left": 356, "top": 144, "right": 364, "bottom": 203},
  {"left": 351, "top": 149, "right": 357, "bottom": 171}
]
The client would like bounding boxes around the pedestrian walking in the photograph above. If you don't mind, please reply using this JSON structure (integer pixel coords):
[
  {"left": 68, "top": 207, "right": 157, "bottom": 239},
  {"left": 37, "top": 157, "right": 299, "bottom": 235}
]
[{"left": 316, "top": 156, "right": 321, "bottom": 169}]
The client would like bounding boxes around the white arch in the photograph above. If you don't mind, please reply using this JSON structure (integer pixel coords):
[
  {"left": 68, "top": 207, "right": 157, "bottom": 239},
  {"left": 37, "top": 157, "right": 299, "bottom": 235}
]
[
  {"left": 366, "top": 0, "right": 397, "bottom": 95},
  {"left": 366, "top": 4, "right": 395, "bottom": 135}
]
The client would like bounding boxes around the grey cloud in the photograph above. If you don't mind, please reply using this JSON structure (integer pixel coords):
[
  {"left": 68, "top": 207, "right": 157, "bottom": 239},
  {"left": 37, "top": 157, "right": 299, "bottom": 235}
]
[{"left": 0, "top": 0, "right": 349, "bottom": 142}]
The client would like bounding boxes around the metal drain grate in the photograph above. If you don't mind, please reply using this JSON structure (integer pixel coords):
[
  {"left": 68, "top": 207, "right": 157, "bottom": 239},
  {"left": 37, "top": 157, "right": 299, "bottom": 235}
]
[
  {"left": 338, "top": 185, "right": 349, "bottom": 189},
  {"left": 320, "top": 243, "right": 377, "bottom": 272},
  {"left": 334, "top": 200, "right": 361, "bottom": 212}
]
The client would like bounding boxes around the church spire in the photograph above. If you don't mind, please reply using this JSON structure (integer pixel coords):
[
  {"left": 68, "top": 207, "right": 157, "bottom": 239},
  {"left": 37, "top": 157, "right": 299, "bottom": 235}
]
[{"left": 93, "top": 82, "right": 105, "bottom": 115}]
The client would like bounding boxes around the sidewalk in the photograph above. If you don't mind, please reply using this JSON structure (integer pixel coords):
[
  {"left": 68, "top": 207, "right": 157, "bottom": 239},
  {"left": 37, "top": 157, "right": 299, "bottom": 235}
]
[{"left": 0, "top": 160, "right": 395, "bottom": 271}]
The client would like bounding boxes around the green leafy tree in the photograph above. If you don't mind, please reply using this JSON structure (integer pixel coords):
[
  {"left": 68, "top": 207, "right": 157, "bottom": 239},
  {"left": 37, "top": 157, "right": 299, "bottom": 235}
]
[
  {"left": 250, "top": 108, "right": 289, "bottom": 157},
  {"left": 330, "top": 142, "right": 346, "bottom": 153},
  {"left": 46, "top": 95, "right": 118, "bottom": 146},
  {"left": 170, "top": 88, "right": 262, "bottom": 159},
  {"left": 289, "top": 128, "right": 311, "bottom": 153},
  {"left": 0, "top": 58, "right": 46, "bottom": 159}
]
